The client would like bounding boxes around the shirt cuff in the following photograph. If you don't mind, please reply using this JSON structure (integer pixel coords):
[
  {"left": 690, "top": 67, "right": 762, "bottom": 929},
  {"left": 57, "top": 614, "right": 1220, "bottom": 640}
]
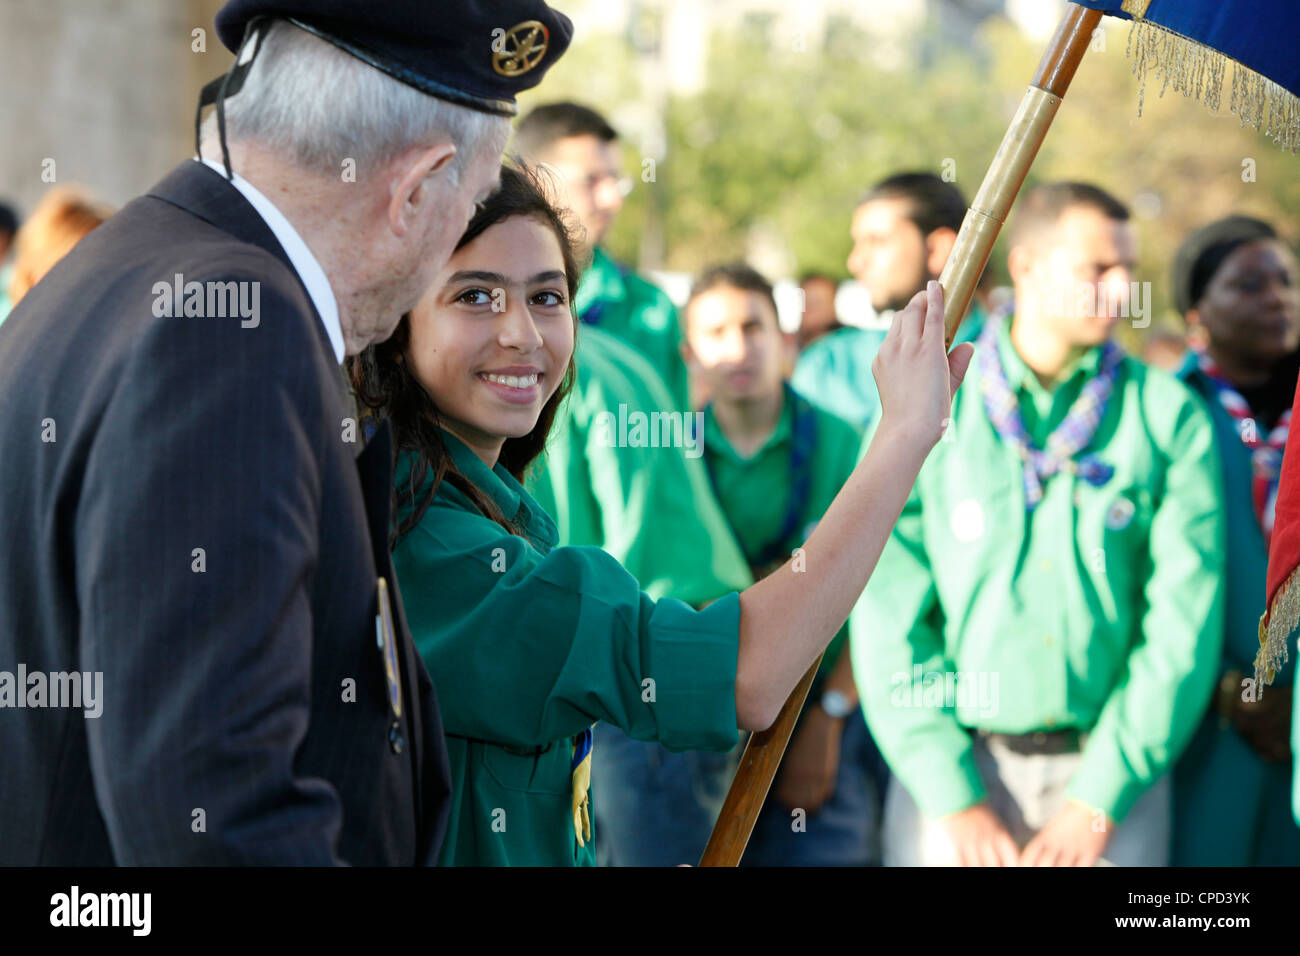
[
  {"left": 900, "top": 735, "right": 988, "bottom": 819},
  {"left": 1066, "top": 737, "right": 1143, "bottom": 822},
  {"left": 643, "top": 591, "right": 741, "bottom": 753}
]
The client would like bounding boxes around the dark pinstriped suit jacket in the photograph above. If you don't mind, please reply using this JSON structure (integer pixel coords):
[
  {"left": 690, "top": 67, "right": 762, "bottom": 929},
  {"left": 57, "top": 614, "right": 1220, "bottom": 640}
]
[{"left": 0, "top": 161, "right": 450, "bottom": 864}]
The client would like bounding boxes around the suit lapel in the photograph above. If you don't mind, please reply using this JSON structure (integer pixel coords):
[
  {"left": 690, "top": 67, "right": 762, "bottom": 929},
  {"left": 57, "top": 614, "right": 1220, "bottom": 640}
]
[{"left": 355, "top": 420, "right": 430, "bottom": 843}]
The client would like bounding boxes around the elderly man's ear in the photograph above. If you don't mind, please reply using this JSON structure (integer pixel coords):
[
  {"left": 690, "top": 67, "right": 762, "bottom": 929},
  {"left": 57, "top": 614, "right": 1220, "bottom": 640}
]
[{"left": 387, "top": 143, "right": 459, "bottom": 237}]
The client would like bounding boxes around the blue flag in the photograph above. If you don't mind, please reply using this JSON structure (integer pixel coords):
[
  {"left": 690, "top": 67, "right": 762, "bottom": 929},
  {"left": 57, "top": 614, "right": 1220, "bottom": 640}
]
[{"left": 1074, "top": 0, "right": 1299, "bottom": 150}]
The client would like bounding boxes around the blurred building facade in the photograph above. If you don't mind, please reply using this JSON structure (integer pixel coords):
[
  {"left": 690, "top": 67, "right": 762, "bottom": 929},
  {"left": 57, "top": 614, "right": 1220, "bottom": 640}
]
[{"left": 0, "top": 0, "right": 226, "bottom": 216}]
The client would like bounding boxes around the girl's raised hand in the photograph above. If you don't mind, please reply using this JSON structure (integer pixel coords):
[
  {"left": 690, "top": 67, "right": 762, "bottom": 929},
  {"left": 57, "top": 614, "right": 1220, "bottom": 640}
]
[{"left": 870, "top": 280, "right": 974, "bottom": 447}]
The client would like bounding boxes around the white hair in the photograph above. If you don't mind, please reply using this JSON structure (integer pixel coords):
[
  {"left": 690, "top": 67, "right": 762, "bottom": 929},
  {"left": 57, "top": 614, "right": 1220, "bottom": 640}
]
[{"left": 200, "top": 20, "right": 508, "bottom": 180}]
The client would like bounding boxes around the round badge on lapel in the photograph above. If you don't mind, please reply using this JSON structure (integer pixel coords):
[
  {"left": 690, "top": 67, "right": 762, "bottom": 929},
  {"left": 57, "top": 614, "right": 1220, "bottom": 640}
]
[
  {"left": 1105, "top": 496, "right": 1136, "bottom": 531},
  {"left": 950, "top": 499, "right": 986, "bottom": 543}
]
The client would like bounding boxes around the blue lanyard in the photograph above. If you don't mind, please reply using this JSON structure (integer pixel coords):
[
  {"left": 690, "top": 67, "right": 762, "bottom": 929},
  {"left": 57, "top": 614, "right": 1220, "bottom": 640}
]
[{"left": 704, "top": 385, "right": 817, "bottom": 574}]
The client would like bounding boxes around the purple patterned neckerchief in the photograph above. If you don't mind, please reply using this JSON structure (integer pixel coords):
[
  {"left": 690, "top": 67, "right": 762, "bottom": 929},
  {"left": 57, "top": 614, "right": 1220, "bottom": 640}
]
[{"left": 978, "top": 318, "right": 1123, "bottom": 511}]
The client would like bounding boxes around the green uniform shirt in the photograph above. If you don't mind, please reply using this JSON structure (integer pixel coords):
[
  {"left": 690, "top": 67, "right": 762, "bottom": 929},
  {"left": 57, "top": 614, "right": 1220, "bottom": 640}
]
[
  {"left": 1171, "top": 354, "right": 1300, "bottom": 864},
  {"left": 851, "top": 318, "right": 1225, "bottom": 823},
  {"left": 702, "top": 383, "right": 862, "bottom": 671},
  {"left": 527, "top": 325, "right": 753, "bottom": 605},
  {"left": 1175, "top": 355, "right": 1292, "bottom": 687},
  {"left": 574, "top": 246, "right": 689, "bottom": 410},
  {"left": 793, "top": 304, "right": 986, "bottom": 430},
  {"left": 392, "top": 430, "right": 742, "bottom": 866},
  {"left": 1294, "top": 686, "right": 1300, "bottom": 827}
]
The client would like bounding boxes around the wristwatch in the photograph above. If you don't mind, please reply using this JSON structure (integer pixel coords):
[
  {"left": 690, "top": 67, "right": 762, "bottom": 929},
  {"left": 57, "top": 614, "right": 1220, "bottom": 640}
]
[{"left": 819, "top": 689, "right": 855, "bottom": 719}]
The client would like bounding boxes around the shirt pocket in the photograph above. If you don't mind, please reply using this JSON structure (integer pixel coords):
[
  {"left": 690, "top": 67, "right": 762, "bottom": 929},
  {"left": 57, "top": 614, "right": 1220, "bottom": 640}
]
[
  {"left": 1089, "top": 485, "right": 1154, "bottom": 586},
  {"left": 481, "top": 741, "right": 572, "bottom": 795},
  {"left": 471, "top": 741, "right": 582, "bottom": 865},
  {"left": 936, "top": 471, "right": 1021, "bottom": 557}
]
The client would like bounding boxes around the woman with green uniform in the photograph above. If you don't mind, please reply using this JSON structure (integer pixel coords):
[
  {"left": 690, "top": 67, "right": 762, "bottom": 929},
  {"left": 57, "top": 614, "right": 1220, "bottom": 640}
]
[
  {"left": 352, "top": 164, "right": 973, "bottom": 865},
  {"left": 1170, "top": 215, "right": 1300, "bottom": 865}
]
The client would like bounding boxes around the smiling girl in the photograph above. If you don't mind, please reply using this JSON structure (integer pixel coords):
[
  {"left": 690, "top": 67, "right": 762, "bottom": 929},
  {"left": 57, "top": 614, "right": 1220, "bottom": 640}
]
[{"left": 352, "top": 164, "right": 973, "bottom": 866}]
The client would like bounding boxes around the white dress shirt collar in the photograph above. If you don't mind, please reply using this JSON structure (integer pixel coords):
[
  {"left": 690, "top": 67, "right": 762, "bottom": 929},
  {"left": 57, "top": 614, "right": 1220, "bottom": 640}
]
[{"left": 198, "top": 158, "right": 344, "bottom": 364}]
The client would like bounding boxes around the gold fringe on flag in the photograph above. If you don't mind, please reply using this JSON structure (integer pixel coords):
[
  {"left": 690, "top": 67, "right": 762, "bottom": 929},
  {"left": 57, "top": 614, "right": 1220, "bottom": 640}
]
[
  {"left": 1121, "top": 14, "right": 1300, "bottom": 154},
  {"left": 1258, "top": 570, "right": 1297, "bottom": 690}
]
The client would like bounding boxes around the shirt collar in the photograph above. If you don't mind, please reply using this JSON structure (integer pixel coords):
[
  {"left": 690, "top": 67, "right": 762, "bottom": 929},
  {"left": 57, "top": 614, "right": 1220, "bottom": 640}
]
[
  {"left": 198, "top": 158, "right": 344, "bottom": 364},
  {"left": 704, "top": 383, "right": 794, "bottom": 464},
  {"left": 403, "top": 428, "right": 557, "bottom": 549},
  {"left": 575, "top": 246, "right": 627, "bottom": 315},
  {"left": 997, "top": 316, "right": 1104, "bottom": 400}
]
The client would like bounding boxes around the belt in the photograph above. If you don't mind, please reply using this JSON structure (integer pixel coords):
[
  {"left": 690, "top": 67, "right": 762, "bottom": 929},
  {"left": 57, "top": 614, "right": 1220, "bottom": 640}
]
[{"left": 968, "top": 727, "right": 1084, "bottom": 756}]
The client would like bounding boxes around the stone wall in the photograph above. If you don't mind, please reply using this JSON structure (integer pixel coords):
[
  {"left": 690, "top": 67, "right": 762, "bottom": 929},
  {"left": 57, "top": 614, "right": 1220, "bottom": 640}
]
[{"left": 0, "top": 0, "right": 228, "bottom": 217}]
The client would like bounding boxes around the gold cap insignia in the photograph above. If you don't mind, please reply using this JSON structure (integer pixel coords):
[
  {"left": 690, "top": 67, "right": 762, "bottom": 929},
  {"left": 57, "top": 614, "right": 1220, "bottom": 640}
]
[{"left": 493, "top": 20, "right": 550, "bottom": 77}]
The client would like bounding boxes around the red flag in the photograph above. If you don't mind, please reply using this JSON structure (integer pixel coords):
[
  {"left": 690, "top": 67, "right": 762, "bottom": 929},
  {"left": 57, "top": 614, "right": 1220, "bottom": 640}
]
[{"left": 1259, "top": 371, "right": 1300, "bottom": 687}]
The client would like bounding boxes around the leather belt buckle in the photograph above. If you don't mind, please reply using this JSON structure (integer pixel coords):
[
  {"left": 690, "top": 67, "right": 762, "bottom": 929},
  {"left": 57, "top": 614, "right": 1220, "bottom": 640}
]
[{"left": 969, "top": 727, "right": 1082, "bottom": 756}]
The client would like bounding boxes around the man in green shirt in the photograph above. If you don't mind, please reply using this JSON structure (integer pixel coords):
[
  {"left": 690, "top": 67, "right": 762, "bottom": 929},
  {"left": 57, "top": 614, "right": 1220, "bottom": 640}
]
[
  {"left": 852, "top": 182, "right": 1225, "bottom": 866},
  {"left": 682, "top": 262, "right": 882, "bottom": 865},
  {"left": 794, "top": 172, "right": 986, "bottom": 430},
  {"left": 513, "top": 102, "right": 689, "bottom": 409}
]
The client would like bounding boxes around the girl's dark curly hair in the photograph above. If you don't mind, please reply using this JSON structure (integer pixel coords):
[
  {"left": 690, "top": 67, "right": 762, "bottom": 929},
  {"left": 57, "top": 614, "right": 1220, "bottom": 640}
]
[{"left": 349, "top": 161, "right": 582, "bottom": 544}]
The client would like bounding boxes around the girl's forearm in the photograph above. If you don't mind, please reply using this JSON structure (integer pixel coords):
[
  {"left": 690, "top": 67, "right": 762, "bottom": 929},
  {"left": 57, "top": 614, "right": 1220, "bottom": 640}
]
[{"left": 733, "top": 417, "right": 932, "bottom": 730}]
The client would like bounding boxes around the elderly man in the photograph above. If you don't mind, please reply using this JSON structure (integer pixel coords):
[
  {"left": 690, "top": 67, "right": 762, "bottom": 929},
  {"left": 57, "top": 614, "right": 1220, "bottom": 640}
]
[{"left": 0, "top": 0, "right": 570, "bottom": 865}]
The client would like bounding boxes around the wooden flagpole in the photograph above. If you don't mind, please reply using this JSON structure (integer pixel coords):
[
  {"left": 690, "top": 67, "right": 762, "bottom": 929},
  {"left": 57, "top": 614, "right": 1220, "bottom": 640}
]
[{"left": 941, "top": 1, "right": 1103, "bottom": 347}]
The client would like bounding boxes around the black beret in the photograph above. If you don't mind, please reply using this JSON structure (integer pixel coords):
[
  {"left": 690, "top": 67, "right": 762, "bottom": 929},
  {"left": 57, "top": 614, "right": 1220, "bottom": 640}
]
[
  {"left": 215, "top": 0, "right": 573, "bottom": 116},
  {"left": 1171, "top": 215, "right": 1278, "bottom": 315}
]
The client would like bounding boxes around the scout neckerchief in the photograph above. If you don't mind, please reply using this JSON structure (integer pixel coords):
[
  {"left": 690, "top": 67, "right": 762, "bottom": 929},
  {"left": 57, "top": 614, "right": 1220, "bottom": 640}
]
[
  {"left": 703, "top": 384, "right": 817, "bottom": 577},
  {"left": 977, "top": 318, "right": 1122, "bottom": 512},
  {"left": 570, "top": 728, "right": 593, "bottom": 846},
  {"left": 1193, "top": 344, "right": 1291, "bottom": 543}
]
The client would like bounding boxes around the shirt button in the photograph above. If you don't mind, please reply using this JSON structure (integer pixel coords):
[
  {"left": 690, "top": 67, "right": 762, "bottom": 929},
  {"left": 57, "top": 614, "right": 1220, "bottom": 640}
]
[
  {"left": 1040, "top": 559, "right": 1054, "bottom": 572},
  {"left": 1045, "top": 716, "right": 1057, "bottom": 729},
  {"left": 389, "top": 721, "right": 405, "bottom": 755},
  {"left": 1043, "top": 634, "right": 1054, "bottom": 647}
]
